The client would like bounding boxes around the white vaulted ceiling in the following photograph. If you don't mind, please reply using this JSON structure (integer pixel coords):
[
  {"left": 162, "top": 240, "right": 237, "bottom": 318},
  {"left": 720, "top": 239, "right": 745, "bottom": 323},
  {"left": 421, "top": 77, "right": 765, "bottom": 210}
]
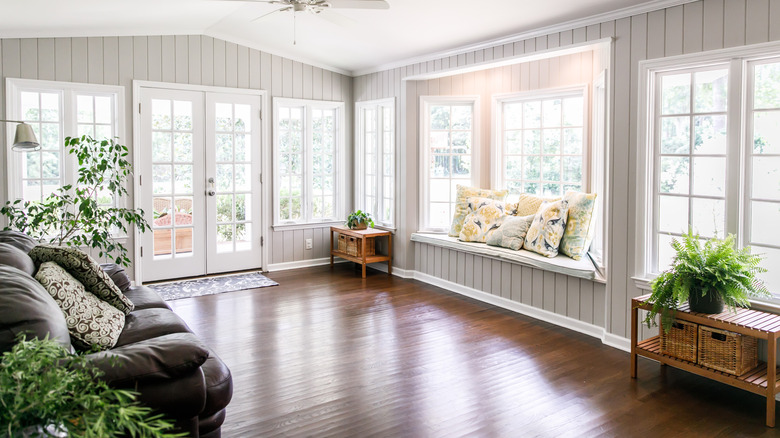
[{"left": 0, "top": 0, "right": 673, "bottom": 75}]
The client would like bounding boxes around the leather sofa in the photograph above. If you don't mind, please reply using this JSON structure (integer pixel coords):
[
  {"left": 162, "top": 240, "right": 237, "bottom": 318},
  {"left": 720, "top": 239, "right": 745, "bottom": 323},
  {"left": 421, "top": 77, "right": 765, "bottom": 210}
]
[{"left": 0, "top": 231, "right": 232, "bottom": 438}]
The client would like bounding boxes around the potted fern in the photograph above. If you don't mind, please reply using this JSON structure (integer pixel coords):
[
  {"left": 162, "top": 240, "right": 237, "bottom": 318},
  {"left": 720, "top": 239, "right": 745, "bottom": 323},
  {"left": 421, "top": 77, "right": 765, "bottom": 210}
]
[
  {"left": 346, "top": 210, "right": 374, "bottom": 230},
  {"left": 643, "top": 229, "right": 771, "bottom": 331}
]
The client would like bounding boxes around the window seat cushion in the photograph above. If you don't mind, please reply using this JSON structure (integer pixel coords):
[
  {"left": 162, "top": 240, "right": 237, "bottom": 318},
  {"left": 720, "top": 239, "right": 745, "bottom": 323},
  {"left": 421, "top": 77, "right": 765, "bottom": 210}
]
[{"left": 411, "top": 233, "right": 599, "bottom": 281}]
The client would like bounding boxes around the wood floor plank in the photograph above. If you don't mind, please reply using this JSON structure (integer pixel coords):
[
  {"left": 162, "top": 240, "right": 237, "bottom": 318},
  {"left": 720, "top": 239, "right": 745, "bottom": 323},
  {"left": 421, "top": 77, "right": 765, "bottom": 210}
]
[{"left": 168, "top": 265, "right": 778, "bottom": 437}]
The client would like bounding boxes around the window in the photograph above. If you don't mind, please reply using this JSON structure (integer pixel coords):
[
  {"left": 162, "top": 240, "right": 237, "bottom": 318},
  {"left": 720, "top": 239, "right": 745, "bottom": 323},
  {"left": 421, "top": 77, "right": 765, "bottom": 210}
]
[
  {"left": 356, "top": 98, "right": 395, "bottom": 228},
  {"left": 420, "top": 96, "right": 479, "bottom": 232},
  {"left": 6, "top": 79, "right": 123, "bottom": 204},
  {"left": 493, "top": 87, "right": 587, "bottom": 201},
  {"left": 273, "top": 98, "right": 345, "bottom": 227},
  {"left": 637, "top": 44, "right": 780, "bottom": 298},
  {"left": 590, "top": 73, "right": 608, "bottom": 270}
]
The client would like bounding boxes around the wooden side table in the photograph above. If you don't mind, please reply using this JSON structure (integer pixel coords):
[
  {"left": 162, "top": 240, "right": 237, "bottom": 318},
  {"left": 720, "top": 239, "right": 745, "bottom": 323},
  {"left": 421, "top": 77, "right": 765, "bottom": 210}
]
[
  {"left": 330, "top": 226, "right": 392, "bottom": 278},
  {"left": 631, "top": 293, "right": 780, "bottom": 427}
]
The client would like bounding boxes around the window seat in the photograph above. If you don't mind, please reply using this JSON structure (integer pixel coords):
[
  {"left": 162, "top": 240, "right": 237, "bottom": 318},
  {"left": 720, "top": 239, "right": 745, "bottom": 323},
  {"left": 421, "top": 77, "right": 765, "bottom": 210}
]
[{"left": 411, "top": 233, "right": 602, "bottom": 282}]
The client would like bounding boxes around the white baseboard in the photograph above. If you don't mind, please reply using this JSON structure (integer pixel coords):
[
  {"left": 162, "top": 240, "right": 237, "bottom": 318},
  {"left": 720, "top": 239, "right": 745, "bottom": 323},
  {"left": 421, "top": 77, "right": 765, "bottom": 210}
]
[
  {"left": 412, "top": 270, "right": 630, "bottom": 352},
  {"left": 366, "top": 263, "right": 415, "bottom": 279},
  {"left": 267, "top": 257, "right": 347, "bottom": 272}
]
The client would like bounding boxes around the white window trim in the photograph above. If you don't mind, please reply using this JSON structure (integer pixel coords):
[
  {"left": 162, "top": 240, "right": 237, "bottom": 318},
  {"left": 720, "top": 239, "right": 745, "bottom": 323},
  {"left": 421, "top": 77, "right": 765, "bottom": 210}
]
[
  {"left": 5, "top": 78, "right": 126, "bottom": 204},
  {"left": 355, "top": 97, "right": 396, "bottom": 229},
  {"left": 490, "top": 84, "right": 590, "bottom": 197},
  {"left": 590, "top": 71, "right": 609, "bottom": 275},
  {"left": 419, "top": 95, "right": 481, "bottom": 233},
  {"left": 634, "top": 40, "right": 780, "bottom": 295},
  {"left": 272, "top": 97, "right": 345, "bottom": 229}
]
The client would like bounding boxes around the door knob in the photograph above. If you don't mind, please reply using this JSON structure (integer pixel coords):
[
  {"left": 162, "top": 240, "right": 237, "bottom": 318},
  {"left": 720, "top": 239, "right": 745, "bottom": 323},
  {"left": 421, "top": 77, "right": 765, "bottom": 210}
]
[{"left": 207, "top": 189, "right": 216, "bottom": 196}]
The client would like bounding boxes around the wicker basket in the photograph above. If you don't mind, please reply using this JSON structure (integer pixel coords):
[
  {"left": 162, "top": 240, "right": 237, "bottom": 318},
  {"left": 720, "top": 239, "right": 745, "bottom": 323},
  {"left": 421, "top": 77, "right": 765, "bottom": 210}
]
[
  {"left": 698, "top": 325, "right": 758, "bottom": 375},
  {"left": 345, "top": 236, "right": 376, "bottom": 257},
  {"left": 660, "top": 320, "right": 698, "bottom": 362},
  {"left": 338, "top": 234, "right": 347, "bottom": 253}
]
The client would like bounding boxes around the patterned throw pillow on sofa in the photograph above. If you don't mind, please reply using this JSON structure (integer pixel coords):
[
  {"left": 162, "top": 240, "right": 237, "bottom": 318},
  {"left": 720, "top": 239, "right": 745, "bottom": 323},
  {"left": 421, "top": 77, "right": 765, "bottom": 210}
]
[
  {"left": 448, "top": 185, "right": 508, "bottom": 237},
  {"left": 486, "top": 214, "right": 535, "bottom": 250},
  {"left": 458, "top": 197, "right": 508, "bottom": 243},
  {"left": 524, "top": 200, "right": 569, "bottom": 258},
  {"left": 29, "top": 245, "right": 134, "bottom": 314},
  {"left": 559, "top": 191, "right": 598, "bottom": 260},
  {"left": 35, "top": 262, "right": 125, "bottom": 351}
]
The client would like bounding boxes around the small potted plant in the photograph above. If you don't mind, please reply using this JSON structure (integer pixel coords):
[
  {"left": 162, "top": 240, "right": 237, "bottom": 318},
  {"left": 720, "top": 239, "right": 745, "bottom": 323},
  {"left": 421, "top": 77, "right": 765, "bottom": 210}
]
[
  {"left": 346, "top": 210, "right": 374, "bottom": 230},
  {"left": 642, "top": 229, "right": 771, "bottom": 331}
]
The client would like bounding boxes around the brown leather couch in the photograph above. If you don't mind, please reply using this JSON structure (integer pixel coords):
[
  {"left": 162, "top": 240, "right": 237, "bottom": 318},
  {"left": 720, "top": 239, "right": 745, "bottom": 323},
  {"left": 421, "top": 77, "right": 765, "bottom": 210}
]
[{"left": 0, "top": 231, "right": 232, "bottom": 438}]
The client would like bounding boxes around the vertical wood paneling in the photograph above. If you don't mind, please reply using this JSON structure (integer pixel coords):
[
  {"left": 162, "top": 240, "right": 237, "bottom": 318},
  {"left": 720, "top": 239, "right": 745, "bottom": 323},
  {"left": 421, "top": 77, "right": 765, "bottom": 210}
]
[
  {"left": 555, "top": 273, "right": 567, "bottom": 315},
  {"left": 746, "top": 0, "right": 770, "bottom": 45},
  {"left": 175, "top": 35, "right": 189, "bottom": 84},
  {"left": 237, "top": 45, "right": 249, "bottom": 88},
  {"left": 132, "top": 36, "right": 148, "bottom": 81},
  {"left": 37, "top": 38, "right": 55, "bottom": 81},
  {"left": 567, "top": 277, "right": 580, "bottom": 320},
  {"left": 510, "top": 265, "right": 522, "bottom": 302},
  {"left": 213, "top": 38, "right": 226, "bottom": 86},
  {"left": 147, "top": 36, "right": 162, "bottom": 82},
  {"left": 703, "top": 0, "right": 724, "bottom": 51},
  {"left": 450, "top": 251, "right": 459, "bottom": 284},
  {"left": 225, "top": 42, "right": 237, "bottom": 88},
  {"left": 54, "top": 39, "right": 72, "bottom": 82},
  {"left": 682, "top": 2, "right": 703, "bottom": 54},
  {"left": 87, "top": 37, "right": 103, "bottom": 83},
  {"left": 161, "top": 36, "right": 175, "bottom": 83},
  {"left": 200, "top": 36, "right": 213, "bottom": 86},
  {"left": 521, "top": 266, "right": 533, "bottom": 305},
  {"left": 501, "top": 262, "right": 511, "bottom": 299},
  {"left": 543, "top": 271, "right": 555, "bottom": 311},
  {"left": 103, "top": 37, "right": 119, "bottom": 85},
  {"left": 20, "top": 39, "right": 37, "bottom": 79},
  {"left": 187, "top": 36, "right": 201, "bottom": 85},
  {"left": 665, "top": 6, "right": 683, "bottom": 56},
  {"left": 71, "top": 37, "right": 88, "bottom": 83},
  {"left": 723, "top": 0, "right": 746, "bottom": 48}
]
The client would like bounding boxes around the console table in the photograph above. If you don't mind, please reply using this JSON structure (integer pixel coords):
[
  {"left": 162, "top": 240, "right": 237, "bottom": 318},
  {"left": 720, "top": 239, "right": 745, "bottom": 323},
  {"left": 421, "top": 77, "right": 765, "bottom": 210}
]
[
  {"left": 330, "top": 226, "right": 392, "bottom": 278},
  {"left": 631, "top": 293, "right": 780, "bottom": 427}
]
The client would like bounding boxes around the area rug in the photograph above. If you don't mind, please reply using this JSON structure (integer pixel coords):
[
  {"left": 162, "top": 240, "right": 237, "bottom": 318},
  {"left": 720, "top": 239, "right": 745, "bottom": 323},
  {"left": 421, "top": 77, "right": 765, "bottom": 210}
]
[{"left": 148, "top": 271, "right": 278, "bottom": 301}]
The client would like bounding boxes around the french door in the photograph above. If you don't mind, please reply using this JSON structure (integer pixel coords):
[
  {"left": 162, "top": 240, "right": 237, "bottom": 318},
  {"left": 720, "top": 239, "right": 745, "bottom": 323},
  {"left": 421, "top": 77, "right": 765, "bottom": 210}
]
[{"left": 138, "top": 86, "right": 262, "bottom": 282}]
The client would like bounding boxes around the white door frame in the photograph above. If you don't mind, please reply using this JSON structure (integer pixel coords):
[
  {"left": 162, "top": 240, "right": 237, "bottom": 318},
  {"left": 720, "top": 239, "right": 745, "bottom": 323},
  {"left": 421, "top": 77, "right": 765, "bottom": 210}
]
[{"left": 132, "top": 80, "right": 269, "bottom": 284}]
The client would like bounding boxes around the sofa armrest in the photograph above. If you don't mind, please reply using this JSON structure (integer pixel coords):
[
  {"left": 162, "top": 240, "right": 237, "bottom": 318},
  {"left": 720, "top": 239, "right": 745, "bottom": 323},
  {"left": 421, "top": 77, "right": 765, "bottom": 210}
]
[
  {"left": 99, "top": 263, "right": 132, "bottom": 292},
  {"left": 84, "top": 332, "right": 209, "bottom": 386}
]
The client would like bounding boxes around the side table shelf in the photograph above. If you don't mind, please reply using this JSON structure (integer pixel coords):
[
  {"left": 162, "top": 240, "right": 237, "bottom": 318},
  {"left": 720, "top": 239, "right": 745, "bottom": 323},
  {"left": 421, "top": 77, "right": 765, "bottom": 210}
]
[
  {"left": 631, "top": 294, "right": 780, "bottom": 427},
  {"left": 330, "top": 226, "right": 392, "bottom": 278}
]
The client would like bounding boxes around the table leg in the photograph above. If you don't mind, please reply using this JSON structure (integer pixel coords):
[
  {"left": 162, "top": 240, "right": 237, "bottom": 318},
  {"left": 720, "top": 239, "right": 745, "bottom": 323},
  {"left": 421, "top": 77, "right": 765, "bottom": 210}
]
[
  {"left": 387, "top": 234, "right": 392, "bottom": 276},
  {"left": 330, "top": 230, "right": 334, "bottom": 267},
  {"left": 768, "top": 333, "right": 777, "bottom": 427},
  {"left": 362, "top": 235, "right": 367, "bottom": 278},
  {"left": 630, "top": 301, "right": 638, "bottom": 379}
]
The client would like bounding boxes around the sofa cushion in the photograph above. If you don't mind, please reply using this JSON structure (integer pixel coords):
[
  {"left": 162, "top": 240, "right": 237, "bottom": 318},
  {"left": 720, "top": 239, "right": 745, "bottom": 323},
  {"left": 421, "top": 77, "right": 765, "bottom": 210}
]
[
  {"left": 99, "top": 263, "right": 132, "bottom": 292},
  {"left": 486, "top": 214, "right": 535, "bottom": 251},
  {"left": 448, "top": 185, "right": 508, "bottom": 237},
  {"left": 85, "top": 332, "right": 209, "bottom": 386},
  {"left": 201, "top": 352, "right": 234, "bottom": 416},
  {"left": 0, "top": 265, "right": 71, "bottom": 353},
  {"left": 0, "top": 242, "right": 36, "bottom": 275},
  {"left": 524, "top": 200, "right": 569, "bottom": 258},
  {"left": 35, "top": 262, "right": 125, "bottom": 351},
  {"left": 123, "top": 286, "right": 171, "bottom": 310},
  {"left": 29, "top": 245, "right": 134, "bottom": 314},
  {"left": 0, "top": 230, "right": 38, "bottom": 253},
  {"left": 115, "top": 308, "right": 191, "bottom": 347}
]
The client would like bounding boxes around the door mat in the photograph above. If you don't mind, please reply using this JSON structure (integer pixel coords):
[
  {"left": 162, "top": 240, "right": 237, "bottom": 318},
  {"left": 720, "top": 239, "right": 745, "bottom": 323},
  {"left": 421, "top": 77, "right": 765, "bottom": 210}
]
[{"left": 147, "top": 271, "right": 278, "bottom": 301}]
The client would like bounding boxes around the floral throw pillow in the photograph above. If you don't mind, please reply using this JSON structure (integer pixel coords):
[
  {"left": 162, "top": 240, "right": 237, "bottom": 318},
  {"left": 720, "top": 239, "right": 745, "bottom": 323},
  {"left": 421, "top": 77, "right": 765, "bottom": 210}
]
[
  {"left": 29, "top": 245, "right": 134, "bottom": 314},
  {"left": 510, "top": 193, "right": 561, "bottom": 216},
  {"left": 486, "top": 214, "right": 535, "bottom": 250},
  {"left": 458, "top": 197, "right": 508, "bottom": 243},
  {"left": 559, "top": 191, "right": 598, "bottom": 260},
  {"left": 35, "top": 262, "right": 125, "bottom": 351},
  {"left": 448, "top": 185, "right": 508, "bottom": 237},
  {"left": 524, "top": 200, "right": 569, "bottom": 258}
]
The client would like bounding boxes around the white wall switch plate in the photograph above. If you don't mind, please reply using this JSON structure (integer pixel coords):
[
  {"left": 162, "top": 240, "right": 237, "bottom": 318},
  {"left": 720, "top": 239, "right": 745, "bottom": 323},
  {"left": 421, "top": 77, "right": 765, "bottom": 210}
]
[{"left": 305, "top": 238, "right": 313, "bottom": 250}]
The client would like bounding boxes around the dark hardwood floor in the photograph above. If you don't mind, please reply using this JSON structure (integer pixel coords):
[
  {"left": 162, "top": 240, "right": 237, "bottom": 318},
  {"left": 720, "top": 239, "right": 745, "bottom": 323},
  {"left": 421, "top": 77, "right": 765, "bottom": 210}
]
[{"left": 168, "top": 264, "right": 778, "bottom": 437}]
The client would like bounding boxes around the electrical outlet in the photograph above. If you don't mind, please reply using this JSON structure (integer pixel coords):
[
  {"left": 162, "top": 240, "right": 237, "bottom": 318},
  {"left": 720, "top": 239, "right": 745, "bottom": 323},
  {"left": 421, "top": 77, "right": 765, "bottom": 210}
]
[{"left": 305, "top": 238, "right": 313, "bottom": 250}]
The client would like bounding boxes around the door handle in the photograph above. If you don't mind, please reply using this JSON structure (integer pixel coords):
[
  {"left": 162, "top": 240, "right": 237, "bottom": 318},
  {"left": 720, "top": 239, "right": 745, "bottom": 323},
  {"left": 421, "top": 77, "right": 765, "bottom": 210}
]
[{"left": 207, "top": 189, "right": 216, "bottom": 196}]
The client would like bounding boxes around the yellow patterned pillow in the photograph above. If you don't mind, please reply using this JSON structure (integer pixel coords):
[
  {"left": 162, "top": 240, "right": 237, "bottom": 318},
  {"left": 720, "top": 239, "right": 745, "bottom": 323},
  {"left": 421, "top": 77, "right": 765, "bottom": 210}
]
[
  {"left": 524, "top": 200, "right": 569, "bottom": 257},
  {"left": 458, "top": 197, "right": 508, "bottom": 243},
  {"left": 559, "top": 191, "right": 598, "bottom": 260},
  {"left": 511, "top": 193, "right": 561, "bottom": 216},
  {"left": 448, "top": 185, "right": 508, "bottom": 237}
]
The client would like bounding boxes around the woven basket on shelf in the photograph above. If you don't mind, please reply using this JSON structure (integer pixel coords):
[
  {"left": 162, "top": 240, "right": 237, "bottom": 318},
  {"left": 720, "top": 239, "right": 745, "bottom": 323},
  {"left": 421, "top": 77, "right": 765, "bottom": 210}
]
[
  {"left": 698, "top": 325, "right": 758, "bottom": 375},
  {"left": 345, "top": 236, "right": 376, "bottom": 257},
  {"left": 660, "top": 320, "right": 698, "bottom": 363},
  {"left": 338, "top": 234, "right": 347, "bottom": 253}
]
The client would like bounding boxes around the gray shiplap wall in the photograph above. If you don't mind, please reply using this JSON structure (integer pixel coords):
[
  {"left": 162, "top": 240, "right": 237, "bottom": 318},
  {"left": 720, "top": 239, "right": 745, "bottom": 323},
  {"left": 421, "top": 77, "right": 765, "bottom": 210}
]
[
  {"left": 353, "top": 0, "right": 780, "bottom": 339},
  {"left": 0, "top": 35, "right": 353, "bottom": 275}
]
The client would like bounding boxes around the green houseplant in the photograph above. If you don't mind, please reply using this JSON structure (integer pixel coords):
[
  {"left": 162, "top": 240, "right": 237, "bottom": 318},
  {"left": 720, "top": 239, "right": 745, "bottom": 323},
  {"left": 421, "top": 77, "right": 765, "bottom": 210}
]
[
  {"left": 0, "top": 136, "right": 150, "bottom": 267},
  {"left": 643, "top": 229, "right": 771, "bottom": 331},
  {"left": 0, "top": 336, "right": 183, "bottom": 438},
  {"left": 346, "top": 210, "right": 374, "bottom": 230}
]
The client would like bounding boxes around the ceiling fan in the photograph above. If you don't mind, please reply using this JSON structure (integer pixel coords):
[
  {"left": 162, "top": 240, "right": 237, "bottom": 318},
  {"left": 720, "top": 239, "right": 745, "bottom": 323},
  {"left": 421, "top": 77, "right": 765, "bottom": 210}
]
[{"left": 221, "top": 0, "right": 389, "bottom": 44}]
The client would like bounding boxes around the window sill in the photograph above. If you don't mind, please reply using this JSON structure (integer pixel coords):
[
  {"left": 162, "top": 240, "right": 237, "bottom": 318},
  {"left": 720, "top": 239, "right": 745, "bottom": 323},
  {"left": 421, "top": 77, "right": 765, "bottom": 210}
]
[
  {"left": 272, "top": 221, "right": 344, "bottom": 232},
  {"left": 411, "top": 233, "right": 604, "bottom": 283}
]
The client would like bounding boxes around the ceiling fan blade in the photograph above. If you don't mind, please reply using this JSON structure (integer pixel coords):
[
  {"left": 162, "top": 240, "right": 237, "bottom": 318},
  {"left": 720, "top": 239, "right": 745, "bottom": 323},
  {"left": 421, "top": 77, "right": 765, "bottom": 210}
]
[
  {"left": 315, "top": 9, "right": 357, "bottom": 27},
  {"left": 214, "top": 0, "right": 287, "bottom": 3},
  {"left": 251, "top": 6, "right": 293, "bottom": 22},
  {"left": 326, "top": 0, "right": 389, "bottom": 10}
]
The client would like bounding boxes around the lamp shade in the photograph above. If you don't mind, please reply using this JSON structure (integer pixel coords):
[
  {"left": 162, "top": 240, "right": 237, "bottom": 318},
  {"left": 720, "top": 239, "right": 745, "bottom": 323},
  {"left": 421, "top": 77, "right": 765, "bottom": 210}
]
[{"left": 11, "top": 123, "right": 40, "bottom": 151}]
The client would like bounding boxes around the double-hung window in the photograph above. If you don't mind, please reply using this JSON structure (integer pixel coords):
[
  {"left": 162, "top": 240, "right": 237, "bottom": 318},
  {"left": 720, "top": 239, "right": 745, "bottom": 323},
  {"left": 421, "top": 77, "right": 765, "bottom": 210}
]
[
  {"left": 420, "top": 96, "right": 479, "bottom": 232},
  {"left": 273, "top": 98, "right": 345, "bottom": 227},
  {"left": 637, "top": 44, "right": 780, "bottom": 298},
  {"left": 356, "top": 98, "right": 395, "bottom": 228},
  {"left": 493, "top": 87, "right": 587, "bottom": 201},
  {"left": 6, "top": 79, "right": 123, "bottom": 204}
]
